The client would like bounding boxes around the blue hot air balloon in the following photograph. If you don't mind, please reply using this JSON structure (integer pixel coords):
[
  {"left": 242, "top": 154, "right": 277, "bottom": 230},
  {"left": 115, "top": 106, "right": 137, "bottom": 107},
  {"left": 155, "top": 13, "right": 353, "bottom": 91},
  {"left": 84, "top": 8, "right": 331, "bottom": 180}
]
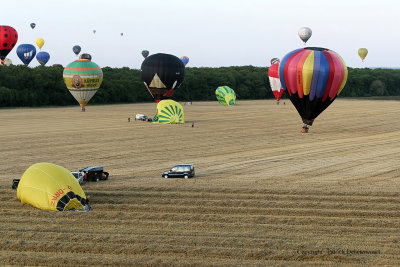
[
  {"left": 36, "top": 51, "right": 50, "bottom": 66},
  {"left": 16, "top": 44, "right": 37, "bottom": 66},
  {"left": 73, "top": 45, "right": 81, "bottom": 56},
  {"left": 180, "top": 56, "right": 189, "bottom": 66}
]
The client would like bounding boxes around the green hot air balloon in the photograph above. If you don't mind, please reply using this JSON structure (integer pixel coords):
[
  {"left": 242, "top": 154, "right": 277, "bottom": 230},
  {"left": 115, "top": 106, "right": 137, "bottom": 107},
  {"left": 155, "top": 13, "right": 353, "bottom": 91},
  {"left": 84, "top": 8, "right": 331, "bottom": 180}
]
[
  {"left": 216, "top": 86, "right": 236, "bottom": 106},
  {"left": 63, "top": 59, "right": 103, "bottom": 111}
]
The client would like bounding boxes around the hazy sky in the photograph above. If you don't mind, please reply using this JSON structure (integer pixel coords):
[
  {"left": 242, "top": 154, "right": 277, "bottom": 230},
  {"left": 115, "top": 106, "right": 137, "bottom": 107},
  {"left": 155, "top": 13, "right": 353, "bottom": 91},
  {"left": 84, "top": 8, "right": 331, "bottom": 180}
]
[{"left": 2, "top": 0, "right": 399, "bottom": 68}]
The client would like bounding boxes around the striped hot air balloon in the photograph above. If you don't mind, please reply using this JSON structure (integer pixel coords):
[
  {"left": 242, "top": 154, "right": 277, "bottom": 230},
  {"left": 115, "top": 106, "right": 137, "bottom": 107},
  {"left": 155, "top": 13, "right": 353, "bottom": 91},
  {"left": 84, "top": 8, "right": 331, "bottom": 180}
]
[
  {"left": 63, "top": 59, "right": 103, "bottom": 111},
  {"left": 216, "top": 86, "right": 236, "bottom": 106},
  {"left": 268, "top": 58, "right": 283, "bottom": 103},
  {"left": 279, "top": 47, "right": 348, "bottom": 132},
  {"left": 153, "top": 100, "right": 184, "bottom": 124}
]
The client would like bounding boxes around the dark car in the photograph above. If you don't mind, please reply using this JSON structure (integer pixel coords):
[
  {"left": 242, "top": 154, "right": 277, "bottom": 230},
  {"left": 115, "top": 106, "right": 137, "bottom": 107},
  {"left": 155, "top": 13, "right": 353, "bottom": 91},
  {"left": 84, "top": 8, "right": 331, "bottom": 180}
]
[
  {"left": 162, "top": 164, "right": 195, "bottom": 179},
  {"left": 12, "top": 179, "right": 20, "bottom": 190},
  {"left": 79, "top": 166, "right": 109, "bottom": 182}
]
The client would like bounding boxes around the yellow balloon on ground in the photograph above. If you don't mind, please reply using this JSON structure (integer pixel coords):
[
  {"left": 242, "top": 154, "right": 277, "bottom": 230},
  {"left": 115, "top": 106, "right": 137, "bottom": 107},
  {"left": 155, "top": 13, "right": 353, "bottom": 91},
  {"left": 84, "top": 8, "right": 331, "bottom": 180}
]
[
  {"left": 153, "top": 100, "right": 184, "bottom": 124},
  {"left": 358, "top": 48, "right": 368, "bottom": 61},
  {"left": 17, "top": 163, "right": 88, "bottom": 211},
  {"left": 36, "top": 38, "right": 45, "bottom": 49}
]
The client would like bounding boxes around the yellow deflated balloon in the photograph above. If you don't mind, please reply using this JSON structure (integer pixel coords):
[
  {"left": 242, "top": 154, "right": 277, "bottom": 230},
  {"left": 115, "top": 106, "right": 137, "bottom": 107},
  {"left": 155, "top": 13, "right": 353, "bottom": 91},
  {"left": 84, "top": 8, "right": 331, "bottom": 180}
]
[
  {"left": 36, "top": 38, "right": 45, "bottom": 49},
  {"left": 153, "top": 100, "right": 184, "bottom": 124},
  {"left": 358, "top": 48, "right": 368, "bottom": 61},
  {"left": 17, "top": 163, "right": 88, "bottom": 211}
]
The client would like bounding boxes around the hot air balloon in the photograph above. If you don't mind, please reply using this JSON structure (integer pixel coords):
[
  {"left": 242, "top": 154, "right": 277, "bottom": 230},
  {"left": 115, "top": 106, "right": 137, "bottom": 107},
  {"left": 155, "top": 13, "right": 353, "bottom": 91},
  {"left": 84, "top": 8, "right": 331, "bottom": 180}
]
[
  {"left": 141, "top": 53, "right": 185, "bottom": 102},
  {"left": 79, "top": 53, "right": 92, "bottom": 61},
  {"left": 0, "top": 25, "right": 18, "bottom": 60},
  {"left": 152, "top": 100, "right": 184, "bottom": 124},
  {"left": 268, "top": 58, "right": 283, "bottom": 104},
  {"left": 142, "top": 50, "right": 149, "bottom": 58},
  {"left": 73, "top": 45, "right": 81, "bottom": 56},
  {"left": 36, "top": 38, "right": 44, "bottom": 49},
  {"left": 0, "top": 58, "right": 12, "bottom": 66},
  {"left": 93, "top": 30, "right": 96, "bottom": 34},
  {"left": 279, "top": 47, "right": 348, "bottom": 133},
  {"left": 298, "top": 27, "right": 312, "bottom": 44},
  {"left": 120, "top": 33, "right": 123, "bottom": 36},
  {"left": 16, "top": 44, "right": 36, "bottom": 66},
  {"left": 216, "top": 86, "right": 236, "bottom": 106},
  {"left": 358, "top": 48, "right": 368, "bottom": 61},
  {"left": 63, "top": 59, "right": 103, "bottom": 111},
  {"left": 17, "top": 162, "right": 89, "bottom": 211},
  {"left": 181, "top": 56, "right": 189, "bottom": 66},
  {"left": 30, "top": 23, "right": 36, "bottom": 29},
  {"left": 36, "top": 51, "right": 50, "bottom": 66}
]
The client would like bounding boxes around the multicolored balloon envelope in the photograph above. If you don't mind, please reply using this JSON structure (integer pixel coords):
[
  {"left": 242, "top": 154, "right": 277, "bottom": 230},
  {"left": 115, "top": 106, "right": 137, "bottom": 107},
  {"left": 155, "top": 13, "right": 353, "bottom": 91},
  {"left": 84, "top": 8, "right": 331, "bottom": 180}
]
[
  {"left": 63, "top": 59, "right": 103, "bottom": 110},
  {"left": 16, "top": 44, "right": 36, "bottom": 66},
  {"left": 181, "top": 56, "right": 189, "bottom": 66},
  {"left": 216, "top": 86, "right": 236, "bottom": 106},
  {"left": 36, "top": 51, "right": 50, "bottom": 66},
  {"left": 0, "top": 25, "right": 18, "bottom": 60},
  {"left": 17, "top": 162, "right": 88, "bottom": 211},
  {"left": 79, "top": 53, "right": 92, "bottom": 61},
  {"left": 153, "top": 100, "right": 184, "bottom": 124},
  {"left": 141, "top": 53, "right": 185, "bottom": 102},
  {"left": 279, "top": 47, "right": 348, "bottom": 132},
  {"left": 268, "top": 59, "right": 283, "bottom": 102}
]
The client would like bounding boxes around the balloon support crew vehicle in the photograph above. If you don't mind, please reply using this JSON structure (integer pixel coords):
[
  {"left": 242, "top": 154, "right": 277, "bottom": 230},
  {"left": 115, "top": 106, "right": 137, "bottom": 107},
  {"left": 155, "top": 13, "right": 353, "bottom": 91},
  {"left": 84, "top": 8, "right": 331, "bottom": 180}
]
[
  {"left": 162, "top": 164, "right": 195, "bottom": 179},
  {"left": 79, "top": 166, "right": 109, "bottom": 182},
  {"left": 71, "top": 172, "right": 84, "bottom": 185}
]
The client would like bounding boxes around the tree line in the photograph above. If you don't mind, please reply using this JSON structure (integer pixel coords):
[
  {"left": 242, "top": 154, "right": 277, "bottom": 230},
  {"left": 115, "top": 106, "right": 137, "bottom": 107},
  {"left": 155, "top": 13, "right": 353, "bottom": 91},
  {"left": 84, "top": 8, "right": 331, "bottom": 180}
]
[{"left": 0, "top": 65, "right": 399, "bottom": 108}]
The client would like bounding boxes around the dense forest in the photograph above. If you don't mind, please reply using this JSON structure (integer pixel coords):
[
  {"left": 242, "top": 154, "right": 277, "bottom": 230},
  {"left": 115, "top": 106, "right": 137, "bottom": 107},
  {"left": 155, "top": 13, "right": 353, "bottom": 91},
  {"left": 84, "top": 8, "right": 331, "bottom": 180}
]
[{"left": 0, "top": 65, "right": 399, "bottom": 107}]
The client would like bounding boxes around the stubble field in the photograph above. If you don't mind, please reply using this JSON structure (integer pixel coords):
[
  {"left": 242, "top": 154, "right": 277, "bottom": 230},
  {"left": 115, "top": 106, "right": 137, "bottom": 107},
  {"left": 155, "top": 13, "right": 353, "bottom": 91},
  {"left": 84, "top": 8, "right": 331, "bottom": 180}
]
[{"left": 0, "top": 99, "right": 399, "bottom": 266}]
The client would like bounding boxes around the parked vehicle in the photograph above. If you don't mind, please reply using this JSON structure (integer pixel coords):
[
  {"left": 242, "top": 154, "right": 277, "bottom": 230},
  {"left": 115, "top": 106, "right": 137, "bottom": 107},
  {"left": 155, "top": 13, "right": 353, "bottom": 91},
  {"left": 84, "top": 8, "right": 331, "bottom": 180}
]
[
  {"left": 79, "top": 166, "right": 109, "bottom": 182},
  {"left": 71, "top": 171, "right": 84, "bottom": 185},
  {"left": 12, "top": 179, "right": 20, "bottom": 189},
  {"left": 135, "top": 114, "right": 148, "bottom": 121},
  {"left": 162, "top": 164, "right": 195, "bottom": 179}
]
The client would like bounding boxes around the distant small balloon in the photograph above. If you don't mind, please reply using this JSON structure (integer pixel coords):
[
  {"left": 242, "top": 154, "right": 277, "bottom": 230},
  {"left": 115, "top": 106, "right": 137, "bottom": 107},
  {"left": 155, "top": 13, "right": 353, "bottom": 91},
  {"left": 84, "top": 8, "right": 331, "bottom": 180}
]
[
  {"left": 36, "top": 51, "right": 50, "bottom": 66},
  {"left": 36, "top": 38, "right": 45, "bottom": 49},
  {"left": 120, "top": 33, "right": 123, "bottom": 36},
  {"left": 298, "top": 27, "right": 312, "bottom": 44},
  {"left": 73, "top": 45, "right": 81, "bottom": 56},
  {"left": 358, "top": 48, "right": 368, "bottom": 61},
  {"left": 180, "top": 56, "right": 189, "bottom": 66},
  {"left": 93, "top": 30, "right": 96, "bottom": 34},
  {"left": 142, "top": 50, "right": 149, "bottom": 58},
  {"left": 30, "top": 23, "right": 36, "bottom": 29},
  {"left": 17, "top": 44, "right": 37, "bottom": 66}
]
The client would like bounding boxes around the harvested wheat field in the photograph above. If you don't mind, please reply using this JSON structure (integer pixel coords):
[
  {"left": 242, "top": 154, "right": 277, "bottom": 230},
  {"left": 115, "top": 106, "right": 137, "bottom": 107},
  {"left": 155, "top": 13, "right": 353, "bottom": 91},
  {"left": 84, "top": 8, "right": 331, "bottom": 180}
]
[{"left": 0, "top": 99, "right": 400, "bottom": 266}]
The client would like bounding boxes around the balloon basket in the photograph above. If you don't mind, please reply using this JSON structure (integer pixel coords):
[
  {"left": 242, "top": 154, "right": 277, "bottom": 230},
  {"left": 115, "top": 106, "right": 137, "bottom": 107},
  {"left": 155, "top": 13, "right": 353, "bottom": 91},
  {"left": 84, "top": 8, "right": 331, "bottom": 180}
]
[{"left": 301, "top": 124, "right": 310, "bottom": 133}]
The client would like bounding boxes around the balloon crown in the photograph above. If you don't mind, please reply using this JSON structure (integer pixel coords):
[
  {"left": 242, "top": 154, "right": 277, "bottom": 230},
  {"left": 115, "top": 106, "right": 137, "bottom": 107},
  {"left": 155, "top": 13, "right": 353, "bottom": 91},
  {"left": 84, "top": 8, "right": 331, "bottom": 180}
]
[{"left": 304, "top": 47, "right": 329, "bottom": 51}]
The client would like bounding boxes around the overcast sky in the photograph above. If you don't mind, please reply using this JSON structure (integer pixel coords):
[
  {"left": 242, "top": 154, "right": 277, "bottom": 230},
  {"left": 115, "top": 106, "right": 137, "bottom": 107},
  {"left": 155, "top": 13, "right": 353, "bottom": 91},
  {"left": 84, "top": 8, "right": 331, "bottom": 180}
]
[{"left": 2, "top": 0, "right": 398, "bottom": 68}]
